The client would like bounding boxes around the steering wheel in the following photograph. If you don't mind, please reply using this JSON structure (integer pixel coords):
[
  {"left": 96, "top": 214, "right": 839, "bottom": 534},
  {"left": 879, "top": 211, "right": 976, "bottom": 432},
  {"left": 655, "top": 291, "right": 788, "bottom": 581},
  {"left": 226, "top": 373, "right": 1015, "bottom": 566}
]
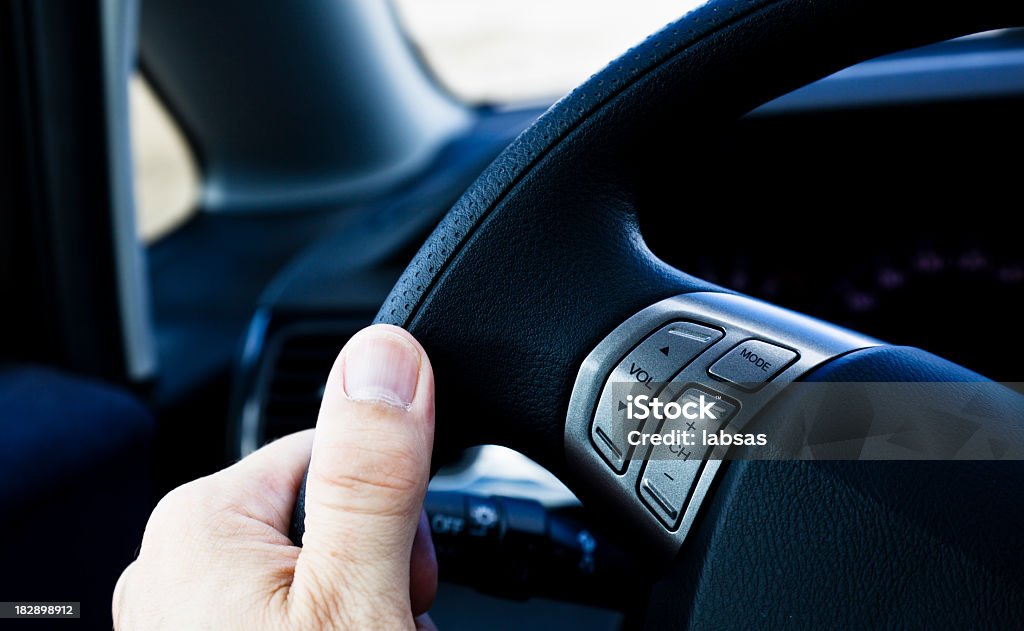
[{"left": 294, "top": 0, "right": 1024, "bottom": 626}]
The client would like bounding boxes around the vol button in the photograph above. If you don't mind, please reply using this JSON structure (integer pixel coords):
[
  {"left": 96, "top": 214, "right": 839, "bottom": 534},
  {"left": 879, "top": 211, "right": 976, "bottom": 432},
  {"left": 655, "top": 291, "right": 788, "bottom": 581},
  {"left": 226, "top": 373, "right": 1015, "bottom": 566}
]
[
  {"left": 620, "top": 321, "right": 723, "bottom": 387},
  {"left": 590, "top": 321, "right": 723, "bottom": 474}
]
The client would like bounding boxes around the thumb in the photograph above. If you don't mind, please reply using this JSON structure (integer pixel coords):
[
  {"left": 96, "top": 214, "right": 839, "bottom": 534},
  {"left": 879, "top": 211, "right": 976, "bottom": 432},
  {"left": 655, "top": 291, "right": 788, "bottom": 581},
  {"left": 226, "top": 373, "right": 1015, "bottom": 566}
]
[{"left": 290, "top": 324, "right": 434, "bottom": 629}]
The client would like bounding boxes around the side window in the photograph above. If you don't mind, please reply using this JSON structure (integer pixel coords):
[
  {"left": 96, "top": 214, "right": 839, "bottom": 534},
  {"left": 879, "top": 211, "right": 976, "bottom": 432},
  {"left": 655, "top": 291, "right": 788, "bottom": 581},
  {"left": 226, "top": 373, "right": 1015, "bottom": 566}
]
[{"left": 129, "top": 74, "right": 199, "bottom": 242}]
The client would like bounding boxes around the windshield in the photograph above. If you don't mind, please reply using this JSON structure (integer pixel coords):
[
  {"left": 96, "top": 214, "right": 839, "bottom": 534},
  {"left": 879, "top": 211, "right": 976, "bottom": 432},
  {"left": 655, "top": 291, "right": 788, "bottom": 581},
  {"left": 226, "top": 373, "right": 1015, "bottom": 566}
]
[{"left": 393, "top": 0, "right": 707, "bottom": 103}]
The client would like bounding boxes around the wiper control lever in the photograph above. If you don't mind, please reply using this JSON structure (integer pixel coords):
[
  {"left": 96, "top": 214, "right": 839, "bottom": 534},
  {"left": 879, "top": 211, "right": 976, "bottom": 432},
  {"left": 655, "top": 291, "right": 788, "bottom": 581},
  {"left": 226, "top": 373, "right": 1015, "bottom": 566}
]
[{"left": 424, "top": 491, "right": 640, "bottom": 609}]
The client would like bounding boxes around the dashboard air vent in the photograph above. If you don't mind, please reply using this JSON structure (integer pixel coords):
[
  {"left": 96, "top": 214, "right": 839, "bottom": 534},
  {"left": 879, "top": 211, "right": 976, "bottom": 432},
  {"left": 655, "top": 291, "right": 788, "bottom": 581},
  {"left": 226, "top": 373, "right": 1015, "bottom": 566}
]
[{"left": 261, "top": 330, "right": 350, "bottom": 443}]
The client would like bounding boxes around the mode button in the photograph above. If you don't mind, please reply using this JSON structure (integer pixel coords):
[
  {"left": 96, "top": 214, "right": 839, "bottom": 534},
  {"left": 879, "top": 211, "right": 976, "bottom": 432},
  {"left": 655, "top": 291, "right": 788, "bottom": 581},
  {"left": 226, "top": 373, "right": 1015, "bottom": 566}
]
[{"left": 708, "top": 339, "right": 797, "bottom": 391}]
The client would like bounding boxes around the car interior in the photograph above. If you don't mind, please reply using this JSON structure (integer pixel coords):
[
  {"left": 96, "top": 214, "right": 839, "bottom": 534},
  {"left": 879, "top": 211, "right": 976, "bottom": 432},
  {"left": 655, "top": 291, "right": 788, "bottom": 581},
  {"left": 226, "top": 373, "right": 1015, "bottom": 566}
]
[{"left": 2, "top": 0, "right": 1023, "bottom": 629}]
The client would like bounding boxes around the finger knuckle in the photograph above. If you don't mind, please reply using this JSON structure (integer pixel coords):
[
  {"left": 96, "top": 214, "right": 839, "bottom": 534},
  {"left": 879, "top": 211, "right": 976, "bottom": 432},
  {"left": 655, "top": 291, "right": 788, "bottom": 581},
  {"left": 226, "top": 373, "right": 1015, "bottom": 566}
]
[{"left": 145, "top": 478, "right": 235, "bottom": 543}]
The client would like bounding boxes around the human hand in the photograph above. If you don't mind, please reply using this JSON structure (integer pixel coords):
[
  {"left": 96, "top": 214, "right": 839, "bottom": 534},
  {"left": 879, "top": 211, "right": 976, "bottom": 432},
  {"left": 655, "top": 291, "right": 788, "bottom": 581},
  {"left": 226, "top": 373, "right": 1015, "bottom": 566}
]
[{"left": 113, "top": 324, "right": 439, "bottom": 630}]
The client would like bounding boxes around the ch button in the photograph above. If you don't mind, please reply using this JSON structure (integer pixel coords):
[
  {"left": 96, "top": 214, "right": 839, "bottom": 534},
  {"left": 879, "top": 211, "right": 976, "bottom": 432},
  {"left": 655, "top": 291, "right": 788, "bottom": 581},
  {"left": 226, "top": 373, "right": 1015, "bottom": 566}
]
[{"left": 591, "top": 321, "right": 723, "bottom": 472}]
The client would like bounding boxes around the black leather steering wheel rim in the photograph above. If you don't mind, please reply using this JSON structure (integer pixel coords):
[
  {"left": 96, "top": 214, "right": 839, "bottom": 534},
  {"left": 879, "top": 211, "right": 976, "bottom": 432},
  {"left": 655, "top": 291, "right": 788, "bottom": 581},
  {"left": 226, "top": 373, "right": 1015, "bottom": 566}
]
[{"left": 293, "top": 1, "right": 1024, "bottom": 626}]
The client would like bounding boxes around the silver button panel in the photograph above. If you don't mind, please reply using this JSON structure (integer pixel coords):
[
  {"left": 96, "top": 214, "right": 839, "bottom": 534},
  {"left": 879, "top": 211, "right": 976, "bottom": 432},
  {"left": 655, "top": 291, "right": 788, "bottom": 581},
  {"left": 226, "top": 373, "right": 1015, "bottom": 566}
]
[{"left": 566, "top": 292, "right": 879, "bottom": 554}]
